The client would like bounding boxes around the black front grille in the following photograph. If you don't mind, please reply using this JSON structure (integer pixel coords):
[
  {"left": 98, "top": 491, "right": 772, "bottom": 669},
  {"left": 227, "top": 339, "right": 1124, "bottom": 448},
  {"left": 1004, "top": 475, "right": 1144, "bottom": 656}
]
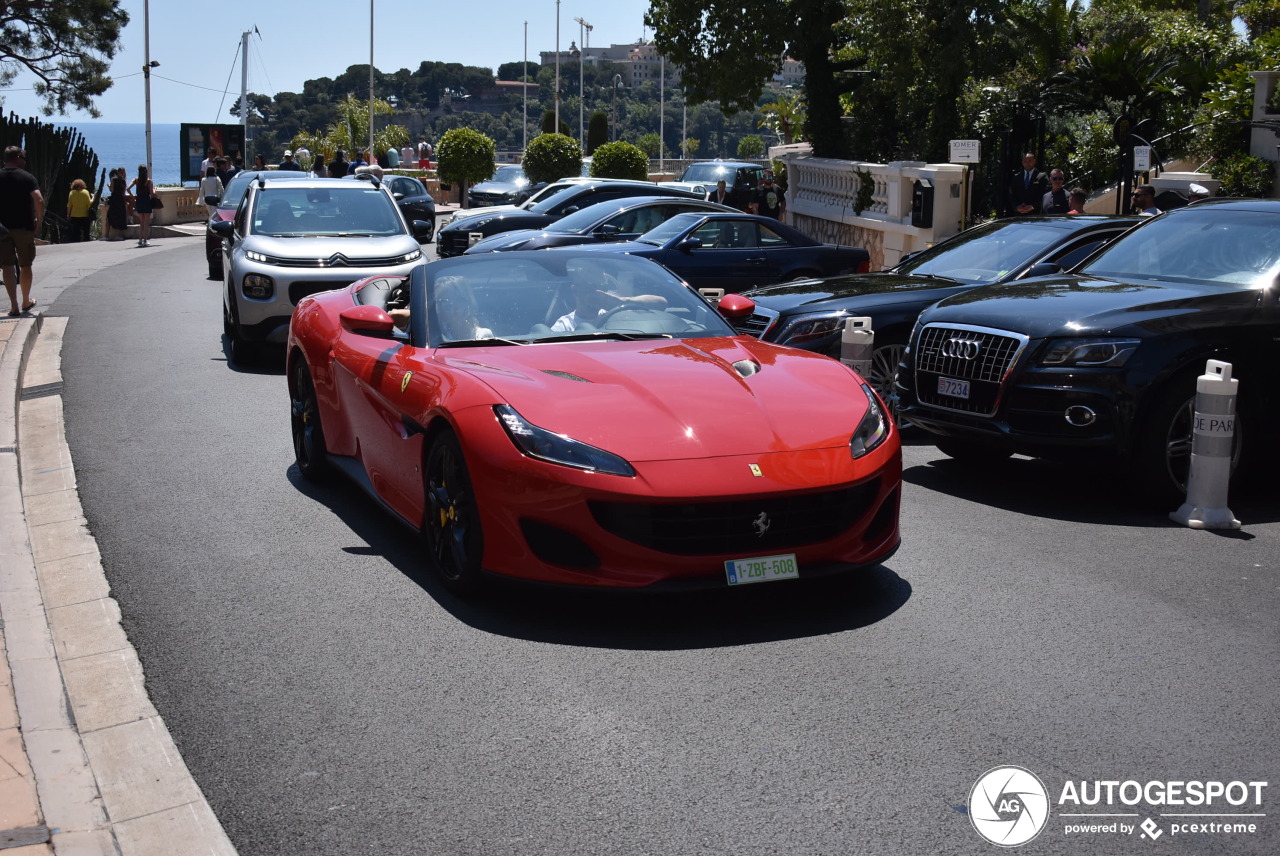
[
  {"left": 469, "top": 192, "right": 511, "bottom": 206},
  {"left": 914, "top": 324, "right": 1026, "bottom": 416},
  {"left": 273, "top": 253, "right": 412, "bottom": 268},
  {"left": 438, "top": 231, "right": 471, "bottom": 257},
  {"left": 589, "top": 481, "right": 880, "bottom": 556},
  {"left": 288, "top": 280, "right": 359, "bottom": 304}
]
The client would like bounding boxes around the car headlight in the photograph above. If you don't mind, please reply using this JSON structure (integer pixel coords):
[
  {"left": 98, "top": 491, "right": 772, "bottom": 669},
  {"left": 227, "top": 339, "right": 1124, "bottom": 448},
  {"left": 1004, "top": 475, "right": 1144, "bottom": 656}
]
[
  {"left": 245, "top": 250, "right": 270, "bottom": 263},
  {"left": 850, "top": 383, "right": 889, "bottom": 459},
  {"left": 242, "top": 273, "right": 274, "bottom": 299},
  {"left": 495, "top": 405, "right": 636, "bottom": 476},
  {"left": 1039, "top": 338, "right": 1141, "bottom": 367},
  {"left": 776, "top": 312, "right": 846, "bottom": 345},
  {"left": 399, "top": 249, "right": 422, "bottom": 263}
]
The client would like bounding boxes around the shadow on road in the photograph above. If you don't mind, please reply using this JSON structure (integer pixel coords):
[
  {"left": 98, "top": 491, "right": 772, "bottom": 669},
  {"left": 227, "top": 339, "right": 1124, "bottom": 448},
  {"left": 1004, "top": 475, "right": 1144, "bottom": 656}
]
[
  {"left": 903, "top": 447, "right": 1280, "bottom": 528},
  {"left": 288, "top": 465, "right": 913, "bottom": 650}
]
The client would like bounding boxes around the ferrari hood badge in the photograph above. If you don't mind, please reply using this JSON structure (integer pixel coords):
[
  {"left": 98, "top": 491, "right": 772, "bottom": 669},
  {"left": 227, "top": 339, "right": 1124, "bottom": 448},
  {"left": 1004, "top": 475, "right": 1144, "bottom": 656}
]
[
  {"left": 749, "top": 463, "right": 763, "bottom": 477},
  {"left": 401, "top": 371, "right": 413, "bottom": 393}
]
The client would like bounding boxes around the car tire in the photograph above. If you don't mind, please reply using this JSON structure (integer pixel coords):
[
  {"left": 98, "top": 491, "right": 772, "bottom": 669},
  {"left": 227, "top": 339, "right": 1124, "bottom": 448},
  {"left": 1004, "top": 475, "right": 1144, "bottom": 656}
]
[
  {"left": 224, "top": 296, "right": 259, "bottom": 366},
  {"left": 290, "top": 358, "right": 329, "bottom": 481},
  {"left": 935, "top": 439, "right": 1014, "bottom": 465},
  {"left": 1130, "top": 375, "right": 1243, "bottom": 506},
  {"left": 863, "top": 341, "right": 911, "bottom": 430},
  {"left": 208, "top": 255, "right": 222, "bottom": 280},
  {"left": 423, "top": 431, "right": 484, "bottom": 595}
]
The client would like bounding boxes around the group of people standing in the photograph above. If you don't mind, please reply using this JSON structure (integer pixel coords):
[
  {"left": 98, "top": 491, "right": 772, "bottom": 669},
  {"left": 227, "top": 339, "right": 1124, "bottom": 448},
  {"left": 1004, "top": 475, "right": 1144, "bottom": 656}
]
[
  {"left": 1007, "top": 153, "right": 1089, "bottom": 216},
  {"left": 100, "top": 164, "right": 156, "bottom": 245}
]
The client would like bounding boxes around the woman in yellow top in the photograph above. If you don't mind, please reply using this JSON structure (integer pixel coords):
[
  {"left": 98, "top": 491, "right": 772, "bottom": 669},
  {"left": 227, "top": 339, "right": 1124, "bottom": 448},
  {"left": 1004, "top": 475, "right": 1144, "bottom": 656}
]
[{"left": 66, "top": 179, "right": 94, "bottom": 243}]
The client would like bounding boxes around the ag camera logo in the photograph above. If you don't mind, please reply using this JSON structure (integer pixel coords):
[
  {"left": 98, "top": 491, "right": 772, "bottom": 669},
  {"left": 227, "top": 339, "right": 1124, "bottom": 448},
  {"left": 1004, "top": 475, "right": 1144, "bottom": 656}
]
[{"left": 969, "top": 766, "right": 1050, "bottom": 847}]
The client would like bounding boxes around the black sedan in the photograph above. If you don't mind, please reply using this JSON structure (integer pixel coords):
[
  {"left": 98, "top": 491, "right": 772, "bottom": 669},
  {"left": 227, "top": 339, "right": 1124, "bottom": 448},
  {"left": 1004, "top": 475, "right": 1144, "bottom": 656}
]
[
  {"left": 721, "top": 215, "right": 1138, "bottom": 403},
  {"left": 462, "top": 195, "right": 737, "bottom": 254},
  {"left": 552, "top": 212, "right": 870, "bottom": 293},
  {"left": 383, "top": 174, "right": 437, "bottom": 242},
  {"left": 436, "top": 180, "right": 706, "bottom": 258},
  {"left": 896, "top": 199, "right": 1280, "bottom": 501}
]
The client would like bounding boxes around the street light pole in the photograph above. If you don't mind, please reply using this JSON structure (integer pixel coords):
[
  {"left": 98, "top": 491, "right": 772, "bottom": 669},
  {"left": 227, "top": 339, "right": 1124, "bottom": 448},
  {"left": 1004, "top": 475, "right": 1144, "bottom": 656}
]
[
  {"left": 523, "top": 21, "right": 528, "bottom": 152},
  {"left": 143, "top": 0, "right": 154, "bottom": 179},
  {"left": 368, "top": 0, "right": 375, "bottom": 164},
  {"left": 611, "top": 74, "right": 622, "bottom": 142},
  {"left": 554, "top": 0, "right": 561, "bottom": 135},
  {"left": 574, "top": 17, "right": 591, "bottom": 151},
  {"left": 659, "top": 55, "right": 665, "bottom": 175}
]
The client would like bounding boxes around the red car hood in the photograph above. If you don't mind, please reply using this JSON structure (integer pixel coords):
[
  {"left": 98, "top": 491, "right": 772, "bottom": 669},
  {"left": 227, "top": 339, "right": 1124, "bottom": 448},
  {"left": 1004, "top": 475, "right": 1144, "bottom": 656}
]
[{"left": 434, "top": 337, "right": 866, "bottom": 462}]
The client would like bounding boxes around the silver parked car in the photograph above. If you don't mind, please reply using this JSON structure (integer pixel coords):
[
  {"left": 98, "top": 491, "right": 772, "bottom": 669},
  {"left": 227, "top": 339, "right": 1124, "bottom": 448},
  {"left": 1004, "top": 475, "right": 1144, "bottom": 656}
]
[{"left": 212, "top": 176, "right": 431, "bottom": 363}]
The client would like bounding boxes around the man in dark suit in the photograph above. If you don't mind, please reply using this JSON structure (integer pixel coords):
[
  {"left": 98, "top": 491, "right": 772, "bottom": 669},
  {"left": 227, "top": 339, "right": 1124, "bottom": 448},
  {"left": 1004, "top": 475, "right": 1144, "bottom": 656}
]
[{"left": 1008, "top": 152, "right": 1049, "bottom": 216}]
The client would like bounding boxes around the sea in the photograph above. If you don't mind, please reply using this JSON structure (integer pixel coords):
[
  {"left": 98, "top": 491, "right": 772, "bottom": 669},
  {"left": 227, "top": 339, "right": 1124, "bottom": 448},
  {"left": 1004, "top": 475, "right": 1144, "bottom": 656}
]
[{"left": 56, "top": 122, "right": 186, "bottom": 186}]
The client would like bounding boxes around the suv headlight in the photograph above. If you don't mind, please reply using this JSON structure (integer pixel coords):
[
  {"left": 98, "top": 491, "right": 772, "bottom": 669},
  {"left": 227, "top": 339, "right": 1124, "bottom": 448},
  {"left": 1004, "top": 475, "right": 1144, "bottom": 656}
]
[
  {"left": 776, "top": 312, "right": 845, "bottom": 345},
  {"left": 850, "top": 383, "right": 889, "bottom": 459},
  {"left": 245, "top": 250, "right": 270, "bottom": 263},
  {"left": 242, "top": 273, "right": 274, "bottom": 299},
  {"left": 1039, "top": 337, "right": 1141, "bottom": 367},
  {"left": 399, "top": 249, "right": 423, "bottom": 263},
  {"left": 495, "top": 405, "right": 636, "bottom": 476}
]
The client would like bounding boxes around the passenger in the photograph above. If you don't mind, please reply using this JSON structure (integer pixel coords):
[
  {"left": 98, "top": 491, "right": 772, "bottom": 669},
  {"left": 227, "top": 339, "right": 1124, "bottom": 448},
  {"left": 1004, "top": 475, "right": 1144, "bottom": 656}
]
[
  {"left": 429, "top": 276, "right": 493, "bottom": 340},
  {"left": 551, "top": 259, "right": 667, "bottom": 332}
]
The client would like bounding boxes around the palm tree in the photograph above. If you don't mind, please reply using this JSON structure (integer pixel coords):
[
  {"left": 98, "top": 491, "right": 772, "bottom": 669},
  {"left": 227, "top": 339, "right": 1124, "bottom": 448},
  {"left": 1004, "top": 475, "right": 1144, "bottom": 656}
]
[
  {"left": 292, "top": 94, "right": 409, "bottom": 163},
  {"left": 757, "top": 90, "right": 807, "bottom": 145}
]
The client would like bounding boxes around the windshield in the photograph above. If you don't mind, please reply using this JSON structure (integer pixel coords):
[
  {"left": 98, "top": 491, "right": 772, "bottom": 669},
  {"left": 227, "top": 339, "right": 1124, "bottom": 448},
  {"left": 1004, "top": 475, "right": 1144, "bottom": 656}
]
[
  {"left": 680, "top": 163, "right": 737, "bottom": 183},
  {"left": 897, "top": 220, "right": 1071, "bottom": 284},
  {"left": 636, "top": 212, "right": 704, "bottom": 245},
  {"left": 489, "top": 165, "right": 526, "bottom": 185},
  {"left": 425, "top": 252, "right": 735, "bottom": 345},
  {"left": 1080, "top": 207, "right": 1280, "bottom": 287},
  {"left": 251, "top": 185, "right": 405, "bottom": 237}
]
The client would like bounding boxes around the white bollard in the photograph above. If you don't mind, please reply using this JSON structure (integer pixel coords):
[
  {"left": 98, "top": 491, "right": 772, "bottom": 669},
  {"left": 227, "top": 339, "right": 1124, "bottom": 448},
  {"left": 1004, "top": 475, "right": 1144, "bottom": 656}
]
[
  {"left": 840, "top": 316, "right": 874, "bottom": 376},
  {"left": 1170, "top": 359, "right": 1241, "bottom": 530}
]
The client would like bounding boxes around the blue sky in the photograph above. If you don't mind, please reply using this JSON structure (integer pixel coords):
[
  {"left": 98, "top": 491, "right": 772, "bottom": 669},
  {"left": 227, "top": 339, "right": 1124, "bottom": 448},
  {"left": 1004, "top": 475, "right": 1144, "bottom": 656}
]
[{"left": 0, "top": 0, "right": 653, "bottom": 125}]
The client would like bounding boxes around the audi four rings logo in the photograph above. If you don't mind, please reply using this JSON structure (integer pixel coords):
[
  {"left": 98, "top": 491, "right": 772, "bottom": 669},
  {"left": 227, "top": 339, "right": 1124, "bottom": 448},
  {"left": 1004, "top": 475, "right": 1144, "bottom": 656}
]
[{"left": 942, "top": 337, "right": 984, "bottom": 360}]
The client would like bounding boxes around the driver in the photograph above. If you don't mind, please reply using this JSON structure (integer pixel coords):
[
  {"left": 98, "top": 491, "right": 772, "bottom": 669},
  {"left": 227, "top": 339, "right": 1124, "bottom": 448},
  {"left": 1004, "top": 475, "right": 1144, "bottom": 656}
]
[{"left": 551, "top": 258, "right": 667, "bottom": 332}]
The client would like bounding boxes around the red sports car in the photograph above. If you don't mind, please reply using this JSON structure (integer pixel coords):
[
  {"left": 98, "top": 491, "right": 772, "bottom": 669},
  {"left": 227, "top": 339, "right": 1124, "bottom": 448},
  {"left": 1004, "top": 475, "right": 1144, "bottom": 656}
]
[{"left": 286, "top": 251, "right": 902, "bottom": 594}]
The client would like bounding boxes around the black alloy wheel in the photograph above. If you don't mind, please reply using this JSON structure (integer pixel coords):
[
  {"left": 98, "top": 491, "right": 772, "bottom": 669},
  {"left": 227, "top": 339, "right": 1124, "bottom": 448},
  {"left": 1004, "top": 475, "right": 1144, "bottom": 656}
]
[
  {"left": 424, "top": 432, "right": 484, "bottom": 594},
  {"left": 290, "top": 359, "right": 329, "bottom": 480},
  {"left": 864, "top": 342, "right": 910, "bottom": 430}
]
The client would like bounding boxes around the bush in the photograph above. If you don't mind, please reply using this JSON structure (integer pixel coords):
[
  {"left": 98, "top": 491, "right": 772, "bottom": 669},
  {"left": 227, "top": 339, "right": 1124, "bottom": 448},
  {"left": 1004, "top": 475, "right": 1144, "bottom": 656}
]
[
  {"left": 589, "top": 141, "right": 649, "bottom": 181},
  {"left": 522, "top": 133, "right": 583, "bottom": 184},
  {"left": 1208, "top": 153, "right": 1275, "bottom": 197},
  {"left": 737, "top": 134, "right": 765, "bottom": 159},
  {"left": 636, "top": 133, "right": 663, "bottom": 158},
  {"left": 587, "top": 111, "right": 609, "bottom": 155},
  {"left": 435, "top": 128, "right": 496, "bottom": 196},
  {"left": 540, "top": 110, "right": 571, "bottom": 136}
]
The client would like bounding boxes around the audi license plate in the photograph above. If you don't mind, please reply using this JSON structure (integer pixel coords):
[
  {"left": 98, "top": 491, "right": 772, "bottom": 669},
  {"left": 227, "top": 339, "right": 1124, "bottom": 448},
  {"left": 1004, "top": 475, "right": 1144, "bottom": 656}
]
[
  {"left": 725, "top": 553, "right": 799, "bottom": 586},
  {"left": 937, "top": 377, "right": 971, "bottom": 400}
]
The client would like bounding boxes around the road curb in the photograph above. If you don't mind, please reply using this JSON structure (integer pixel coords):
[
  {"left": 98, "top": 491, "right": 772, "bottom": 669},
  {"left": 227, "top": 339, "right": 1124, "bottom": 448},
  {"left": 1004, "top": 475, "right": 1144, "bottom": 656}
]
[{"left": 2, "top": 316, "right": 238, "bottom": 855}]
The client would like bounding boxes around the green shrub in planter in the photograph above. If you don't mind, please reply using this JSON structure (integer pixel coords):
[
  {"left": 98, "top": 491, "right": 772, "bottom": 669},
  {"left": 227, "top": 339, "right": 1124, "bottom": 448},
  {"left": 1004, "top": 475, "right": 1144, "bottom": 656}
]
[
  {"left": 1208, "top": 153, "right": 1275, "bottom": 198},
  {"left": 436, "top": 128, "right": 496, "bottom": 204},
  {"left": 589, "top": 141, "right": 649, "bottom": 181},
  {"left": 522, "top": 133, "right": 583, "bottom": 184}
]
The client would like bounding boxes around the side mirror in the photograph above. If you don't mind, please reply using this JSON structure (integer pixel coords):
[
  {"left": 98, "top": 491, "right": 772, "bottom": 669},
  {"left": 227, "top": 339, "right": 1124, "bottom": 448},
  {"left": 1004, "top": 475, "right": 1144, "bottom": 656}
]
[
  {"left": 592, "top": 224, "right": 622, "bottom": 239},
  {"left": 716, "top": 293, "right": 756, "bottom": 320},
  {"left": 561, "top": 206, "right": 580, "bottom": 215},
  {"left": 1024, "top": 261, "right": 1063, "bottom": 278},
  {"left": 412, "top": 220, "right": 434, "bottom": 241},
  {"left": 393, "top": 192, "right": 406, "bottom": 201},
  {"left": 340, "top": 305, "right": 397, "bottom": 336},
  {"left": 677, "top": 237, "right": 703, "bottom": 252},
  {"left": 210, "top": 220, "right": 234, "bottom": 237}
]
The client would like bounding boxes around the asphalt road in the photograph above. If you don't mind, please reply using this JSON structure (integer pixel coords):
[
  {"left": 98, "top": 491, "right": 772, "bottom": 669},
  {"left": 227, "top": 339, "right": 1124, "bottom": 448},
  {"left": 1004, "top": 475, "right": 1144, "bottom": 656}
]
[{"left": 53, "top": 241, "right": 1280, "bottom": 855}]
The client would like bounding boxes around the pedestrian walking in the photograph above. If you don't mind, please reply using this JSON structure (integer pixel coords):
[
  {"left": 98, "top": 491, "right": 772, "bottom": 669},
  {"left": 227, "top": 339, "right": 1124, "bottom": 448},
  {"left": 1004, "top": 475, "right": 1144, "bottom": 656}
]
[
  {"left": 1041, "top": 169, "right": 1070, "bottom": 214},
  {"left": 750, "top": 172, "right": 786, "bottom": 222},
  {"left": 66, "top": 178, "right": 93, "bottom": 242},
  {"left": 127, "top": 164, "right": 155, "bottom": 246},
  {"left": 310, "top": 155, "right": 328, "bottom": 178},
  {"left": 199, "top": 166, "right": 223, "bottom": 216},
  {"left": 253, "top": 154, "right": 267, "bottom": 170},
  {"left": 329, "top": 150, "right": 350, "bottom": 180},
  {"left": 0, "top": 146, "right": 45, "bottom": 316},
  {"left": 278, "top": 150, "right": 303, "bottom": 171}
]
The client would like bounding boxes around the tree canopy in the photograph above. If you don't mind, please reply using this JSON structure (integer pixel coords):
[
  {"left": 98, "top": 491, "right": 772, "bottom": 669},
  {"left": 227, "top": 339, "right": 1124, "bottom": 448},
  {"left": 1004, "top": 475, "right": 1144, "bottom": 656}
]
[{"left": 0, "top": 0, "right": 130, "bottom": 117}]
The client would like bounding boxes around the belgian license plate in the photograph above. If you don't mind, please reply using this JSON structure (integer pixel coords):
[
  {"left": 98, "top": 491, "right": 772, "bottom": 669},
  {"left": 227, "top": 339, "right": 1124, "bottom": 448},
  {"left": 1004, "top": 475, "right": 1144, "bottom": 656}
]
[
  {"left": 725, "top": 553, "right": 799, "bottom": 586},
  {"left": 937, "top": 376, "right": 971, "bottom": 399}
]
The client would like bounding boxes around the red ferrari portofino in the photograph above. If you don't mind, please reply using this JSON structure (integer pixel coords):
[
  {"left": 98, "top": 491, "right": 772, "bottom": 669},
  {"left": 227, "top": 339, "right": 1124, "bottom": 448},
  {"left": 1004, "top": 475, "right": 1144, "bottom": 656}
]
[{"left": 287, "top": 252, "right": 901, "bottom": 593}]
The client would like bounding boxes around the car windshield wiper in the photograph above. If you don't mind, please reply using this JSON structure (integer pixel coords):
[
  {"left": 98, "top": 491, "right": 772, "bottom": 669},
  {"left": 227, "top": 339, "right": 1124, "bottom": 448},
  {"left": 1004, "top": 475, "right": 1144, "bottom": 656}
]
[
  {"left": 437, "top": 337, "right": 527, "bottom": 348},
  {"left": 534, "top": 331, "right": 673, "bottom": 343}
]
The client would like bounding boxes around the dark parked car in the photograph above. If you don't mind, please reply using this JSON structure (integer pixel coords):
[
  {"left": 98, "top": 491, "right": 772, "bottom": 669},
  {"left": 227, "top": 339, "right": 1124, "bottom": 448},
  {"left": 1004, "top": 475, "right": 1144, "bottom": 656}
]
[
  {"left": 467, "top": 164, "right": 543, "bottom": 207},
  {"left": 553, "top": 212, "right": 870, "bottom": 293},
  {"left": 666, "top": 160, "right": 766, "bottom": 209},
  {"left": 896, "top": 199, "right": 1280, "bottom": 501},
  {"left": 205, "top": 170, "right": 312, "bottom": 280},
  {"left": 720, "top": 216, "right": 1138, "bottom": 405},
  {"left": 463, "top": 195, "right": 737, "bottom": 254},
  {"left": 383, "top": 174, "right": 437, "bottom": 242},
  {"left": 436, "top": 179, "right": 705, "bottom": 258}
]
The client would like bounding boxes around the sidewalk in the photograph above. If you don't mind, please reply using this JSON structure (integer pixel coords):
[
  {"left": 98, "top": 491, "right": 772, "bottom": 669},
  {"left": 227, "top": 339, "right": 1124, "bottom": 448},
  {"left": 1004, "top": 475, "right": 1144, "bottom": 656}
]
[{"left": 0, "top": 233, "right": 237, "bottom": 855}]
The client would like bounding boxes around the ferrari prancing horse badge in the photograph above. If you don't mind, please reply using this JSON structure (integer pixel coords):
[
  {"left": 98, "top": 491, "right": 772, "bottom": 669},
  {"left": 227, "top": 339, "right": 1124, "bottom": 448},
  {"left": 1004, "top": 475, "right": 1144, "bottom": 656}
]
[{"left": 401, "top": 372, "right": 413, "bottom": 393}]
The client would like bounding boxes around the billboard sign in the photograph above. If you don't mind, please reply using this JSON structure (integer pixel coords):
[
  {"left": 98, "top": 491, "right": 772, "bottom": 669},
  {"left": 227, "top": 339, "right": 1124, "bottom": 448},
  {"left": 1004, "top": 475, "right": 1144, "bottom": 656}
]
[{"left": 180, "top": 123, "right": 246, "bottom": 182}]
